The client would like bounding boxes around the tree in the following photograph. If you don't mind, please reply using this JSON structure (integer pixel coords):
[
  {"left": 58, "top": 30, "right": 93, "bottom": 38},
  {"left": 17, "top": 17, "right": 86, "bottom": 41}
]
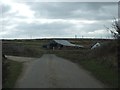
[
  {"left": 105, "top": 18, "right": 120, "bottom": 39},
  {"left": 105, "top": 17, "right": 120, "bottom": 72}
]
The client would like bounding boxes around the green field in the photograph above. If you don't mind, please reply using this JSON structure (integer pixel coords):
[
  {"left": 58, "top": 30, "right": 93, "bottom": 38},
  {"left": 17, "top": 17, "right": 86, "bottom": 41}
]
[
  {"left": 2, "top": 38, "right": 118, "bottom": 88},
  {"left": 2, "top": 59, "right": 23, "bottom": 88}
]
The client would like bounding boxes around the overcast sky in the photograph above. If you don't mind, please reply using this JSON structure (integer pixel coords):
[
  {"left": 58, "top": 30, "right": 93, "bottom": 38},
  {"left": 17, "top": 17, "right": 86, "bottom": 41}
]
[{"left": 0, "top": 0, "right": 118, "bottom": 39}]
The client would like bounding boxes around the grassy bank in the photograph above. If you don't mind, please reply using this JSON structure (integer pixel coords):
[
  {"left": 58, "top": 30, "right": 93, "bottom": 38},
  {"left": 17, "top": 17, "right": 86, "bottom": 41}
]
[
  {"left": 55, "top": 52, "right": 118, "bottom": 88},
  {"left": 79, "top": 58, "right": 118, "bottom": 88},
  {"left": 2, "top": 40, "right": 45, "bottom": 58},
  {"left": 3, "top": 59, "right": 23, "bottom": 88},
  {"left": 51, "top": 41, "right": 118, "bottom": 88}
]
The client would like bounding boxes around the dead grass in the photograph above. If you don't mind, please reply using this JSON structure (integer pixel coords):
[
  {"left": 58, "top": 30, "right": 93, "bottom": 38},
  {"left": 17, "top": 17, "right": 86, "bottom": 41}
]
[
  {"left": 3, "top": 59, "right": 23, "bottom": 88},
  {"left": 2, "top": 39, "right": 118, "bottom": 88},
  {"left": 54, "top": 40, "right": 118, "bottom": 88}
]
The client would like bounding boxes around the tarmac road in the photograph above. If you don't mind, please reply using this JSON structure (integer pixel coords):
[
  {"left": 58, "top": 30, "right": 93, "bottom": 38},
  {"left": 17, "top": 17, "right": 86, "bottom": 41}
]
[{"left": 15, "top": 54, "right": 105, "bottom": 88}]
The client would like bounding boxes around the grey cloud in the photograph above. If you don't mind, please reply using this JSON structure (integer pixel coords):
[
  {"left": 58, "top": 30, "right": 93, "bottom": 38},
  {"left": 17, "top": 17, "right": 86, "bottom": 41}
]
[
  {"left": 16, "top": 22, "right": 73, "bottom": 31},
  {"left": 1, "top": 4, "right": 16, "bottom": 19},
  {"left": 1, "top": 3, "right": 29, "bottom": 19},
  {"left": 12, "top": 22, "right": 74, "bottom": 38},
  {"left": 1, "top": 2, "right": 117, "bottom": 39},
  {"left": 79, "top": 20, "right": 113, "bottom": 32},
  {"left": 1, "top": 4, "right": 11, "bottom": 14},
  {"left": 27, "top": 2, "right": 117, "bottom": 20}
]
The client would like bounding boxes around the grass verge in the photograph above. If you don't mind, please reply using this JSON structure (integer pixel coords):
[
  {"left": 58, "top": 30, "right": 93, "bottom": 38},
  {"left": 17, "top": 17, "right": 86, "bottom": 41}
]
[
  {"left": 3, "top": 59, "right": 23, "bottom": 88},
  {"left": 53, "top": 50, "right": 118, "bottom": 88},
  {"left": 79, "top": 59, "right": 118, "bottom": 88}
]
